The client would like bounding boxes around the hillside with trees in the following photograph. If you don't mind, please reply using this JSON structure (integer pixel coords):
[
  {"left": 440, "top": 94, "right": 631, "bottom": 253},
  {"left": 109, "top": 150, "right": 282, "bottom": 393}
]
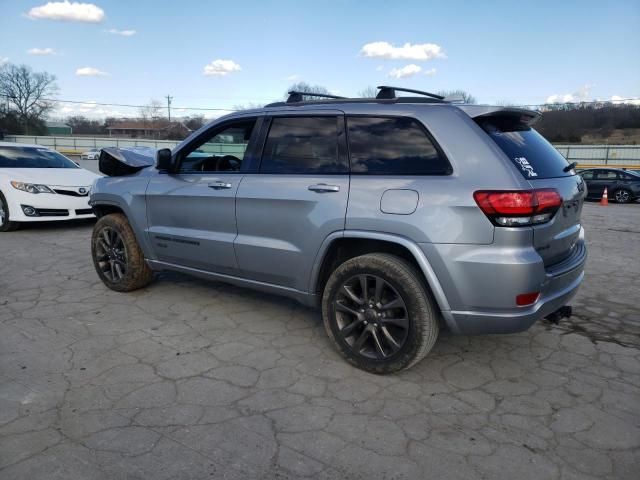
[{"left": 536, "top": 104, "right": 640, "bottom": 144}]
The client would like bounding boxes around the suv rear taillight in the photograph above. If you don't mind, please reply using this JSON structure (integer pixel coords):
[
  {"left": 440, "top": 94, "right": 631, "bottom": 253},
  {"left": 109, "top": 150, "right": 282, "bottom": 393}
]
[{"left": 473, "top": 189, "right": 562, "bottom": 226}]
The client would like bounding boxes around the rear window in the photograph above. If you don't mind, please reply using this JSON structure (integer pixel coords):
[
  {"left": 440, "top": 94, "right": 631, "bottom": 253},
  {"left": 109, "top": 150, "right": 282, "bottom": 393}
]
[
  {"left": 347, "top": 116, "right": 451, "bottom": 175},
  {"left": 0, "top": 147, "right": 79, "bottom": 169},
  {"left": 477, "top": 116, "right": 573, "bottom": 179}
]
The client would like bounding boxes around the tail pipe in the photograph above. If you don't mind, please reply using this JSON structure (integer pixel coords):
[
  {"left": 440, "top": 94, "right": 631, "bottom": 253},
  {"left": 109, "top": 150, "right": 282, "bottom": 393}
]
[{"left": 545, "top": 305, "right": 572, "bottom": 324}]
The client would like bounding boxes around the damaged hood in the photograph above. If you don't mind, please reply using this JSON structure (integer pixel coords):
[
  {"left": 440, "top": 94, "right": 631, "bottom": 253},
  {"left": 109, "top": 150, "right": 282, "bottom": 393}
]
[{"left": 99, "top": 146, "right": 157, "bottom": 176}]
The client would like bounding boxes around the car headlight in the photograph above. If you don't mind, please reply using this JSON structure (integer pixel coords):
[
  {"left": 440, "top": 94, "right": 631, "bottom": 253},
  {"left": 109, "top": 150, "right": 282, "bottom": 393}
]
[{"left": 10, "top": 181, "right": 55, "bottom": 194}]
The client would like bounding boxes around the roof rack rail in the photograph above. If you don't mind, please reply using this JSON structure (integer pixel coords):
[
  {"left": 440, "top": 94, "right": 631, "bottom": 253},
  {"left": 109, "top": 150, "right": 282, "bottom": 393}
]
[
  {"left": 286, "top": 91, "right": 346, "bottom": 103},
  {"left": 376, "top": 86, "right": 445, "bottom": 101}
]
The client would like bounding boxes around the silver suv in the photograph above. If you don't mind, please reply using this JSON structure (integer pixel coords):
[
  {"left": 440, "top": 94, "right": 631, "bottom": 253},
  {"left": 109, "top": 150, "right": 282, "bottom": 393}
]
[{"left": 90, "top": 86, "right": 587, "bottom": 373}]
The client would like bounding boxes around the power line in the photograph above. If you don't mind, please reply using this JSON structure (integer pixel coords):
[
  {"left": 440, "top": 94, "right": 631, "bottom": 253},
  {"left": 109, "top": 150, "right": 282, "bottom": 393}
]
[
  {"left": 0, "top": 94, "right": 242, "bottom": 112},
  {"left": 1, "top": 93, "right": 638, "bottom": 112}
]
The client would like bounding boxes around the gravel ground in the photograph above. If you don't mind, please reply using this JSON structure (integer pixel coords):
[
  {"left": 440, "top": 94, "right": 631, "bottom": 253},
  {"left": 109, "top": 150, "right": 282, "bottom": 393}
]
[{"left": 0, "top": 202, "right": 638, "bottom": 480}]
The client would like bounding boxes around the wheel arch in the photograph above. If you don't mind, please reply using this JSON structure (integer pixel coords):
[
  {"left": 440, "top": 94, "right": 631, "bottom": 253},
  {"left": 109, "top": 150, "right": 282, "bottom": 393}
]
[
  {"left": 310, "top": 231, "right": 451, "bottom": 315},
  {"left": 90, "top": 199, "right": 155, "bottom": 260}
]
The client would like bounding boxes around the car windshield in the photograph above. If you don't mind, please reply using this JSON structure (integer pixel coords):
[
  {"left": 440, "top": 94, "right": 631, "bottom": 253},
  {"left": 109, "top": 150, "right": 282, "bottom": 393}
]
[
  {"left": 0, "top": 146, "right": 79, "bottom": 168},
  {"left": 625, "top": 170, "right": 640, "bottom": 178}
]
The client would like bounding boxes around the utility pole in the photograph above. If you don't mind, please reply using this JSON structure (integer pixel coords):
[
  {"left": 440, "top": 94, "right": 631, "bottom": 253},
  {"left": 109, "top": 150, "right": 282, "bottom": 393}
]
[{"left": 165, "top": 95, "right": 173, "bottom": 122}]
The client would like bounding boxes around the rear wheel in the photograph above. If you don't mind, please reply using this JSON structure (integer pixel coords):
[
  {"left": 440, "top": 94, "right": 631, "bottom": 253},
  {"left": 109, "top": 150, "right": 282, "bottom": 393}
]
[
  {"left": 0, "top": 192, "right": 20, "bottom": 232},
  {"left": 613, "top": 188, "right": 632, "bottom": 204},
  {"left": 322, "top": 253, "right": 439, "bottom": 374},
  {"left": 91, "top": 213, "right": 153, "bottom": 291}
]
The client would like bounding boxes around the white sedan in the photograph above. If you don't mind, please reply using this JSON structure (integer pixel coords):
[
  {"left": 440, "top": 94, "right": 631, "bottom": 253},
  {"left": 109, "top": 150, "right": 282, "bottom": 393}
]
[
  {"left": 81, "top": 148, "right": 101, "bottom": 160},
  {"left": 0, "top": 142, "right": 100, "bottom": 232}
]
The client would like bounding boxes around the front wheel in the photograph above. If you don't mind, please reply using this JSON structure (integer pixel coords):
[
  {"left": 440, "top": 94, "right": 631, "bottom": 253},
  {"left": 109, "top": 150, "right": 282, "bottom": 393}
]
[
  {"left": 613, "top": 188, "right": 632, "bottom": 204},
  {"left": 0, "top": 192, "right": 20, "bottom": 232},
  {"left": 91, "top": 213, "right": 154, "bottom": 291},
  {"left": 321, "top": 253, "right": 439, "bottom": 374}
]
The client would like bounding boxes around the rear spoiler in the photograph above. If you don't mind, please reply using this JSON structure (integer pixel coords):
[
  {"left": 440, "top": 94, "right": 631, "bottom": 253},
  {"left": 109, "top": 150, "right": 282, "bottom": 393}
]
[
  {"left": 99, "top": 146, "right": 156, "bottom": 176},
  {"left": 455, "top": 105, "right": 541, "bottom": 126}
]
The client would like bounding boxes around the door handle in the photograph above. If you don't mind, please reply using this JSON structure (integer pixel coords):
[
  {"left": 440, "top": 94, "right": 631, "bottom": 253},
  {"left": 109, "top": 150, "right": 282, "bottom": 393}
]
[
  {"left": 208, "top": 181, "right": 232, "bottom": 190},
  {"left": 308, "top": 183, "right": 340, "bottom": 193}
]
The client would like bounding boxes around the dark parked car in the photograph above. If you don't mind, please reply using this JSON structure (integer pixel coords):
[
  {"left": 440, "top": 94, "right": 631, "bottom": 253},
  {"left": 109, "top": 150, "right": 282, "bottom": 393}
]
[{"left": 579, "top": 168, "right": 640, "bottom": 203}]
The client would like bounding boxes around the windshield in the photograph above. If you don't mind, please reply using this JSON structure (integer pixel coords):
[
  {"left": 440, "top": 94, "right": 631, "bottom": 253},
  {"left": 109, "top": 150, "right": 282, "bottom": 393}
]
[
  {"left": 0, "top": 147, "right": 79, "bottom": 169},
  {"left": 476, "top": 116, "right": 573, "bottom": 179}
]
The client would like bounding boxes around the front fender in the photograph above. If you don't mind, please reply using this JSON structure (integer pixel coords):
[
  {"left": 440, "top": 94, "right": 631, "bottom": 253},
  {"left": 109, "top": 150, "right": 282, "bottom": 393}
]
[{"left": 90, "top": 175, "right": 154, "bottom": 260}]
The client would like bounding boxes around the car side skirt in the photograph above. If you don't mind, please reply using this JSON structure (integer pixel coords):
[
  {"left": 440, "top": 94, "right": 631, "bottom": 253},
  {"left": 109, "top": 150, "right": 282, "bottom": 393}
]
[{"left": 146, "top": 259, "right": 317, "bottom": 307}]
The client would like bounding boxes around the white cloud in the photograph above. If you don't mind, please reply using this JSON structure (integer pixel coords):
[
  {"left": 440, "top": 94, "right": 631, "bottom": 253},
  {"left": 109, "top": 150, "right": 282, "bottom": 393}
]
[
  {"left": 0, "top": 57, "right": 9, "bottom": 66},
  {"left": 285, "top": 74, "right": 300, "bottom": 81},
  {"left": 27, "top": 47, "right": 56, "bottom": 56},
  {"left": 107, "top": 28, "right": 136, "bottom": 36},
  {"left": 27, "top": 1, "right": 105, "bottom": 23},
  {"left": 546, "top": 84, "right": 594, "bottom": 104},
  {"left": 203, "top": 59, "right": 241, "bottom": 77},
  {"left": 611, "top": 95, "right": 640, "bottom": 105},
  {"left": 424, "top": 68, "right": 437, "bottom": 76},
  {"left": 76, "top": 66, "right": 108, "bottom": 76},
  {"left": 388, "top": 64, "right": 422, "bottom": 79},
  {"left": 57, "top": 105, "right": 124, "bottom": 117},
  {"left": 361, "top": 41, "right": 446, "bottom": 61},
  {"left": 375, "top": 65, "right": 384, "bottom": 71}
]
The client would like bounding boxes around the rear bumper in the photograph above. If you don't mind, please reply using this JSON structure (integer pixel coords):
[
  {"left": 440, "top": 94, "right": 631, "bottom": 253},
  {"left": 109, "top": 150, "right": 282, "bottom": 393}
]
[
  {"left": 442, "top": 268, "right": 584, "bottom": 335},
  {"left": 421, "top": 230, "right": 587, "bottom": 335}
]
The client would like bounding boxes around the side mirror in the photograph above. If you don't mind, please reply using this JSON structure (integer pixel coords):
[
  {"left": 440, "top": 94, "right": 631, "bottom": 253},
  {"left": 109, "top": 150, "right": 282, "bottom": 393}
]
[{"left": 156, "top": 148, "right": 174, "bottom": 172}]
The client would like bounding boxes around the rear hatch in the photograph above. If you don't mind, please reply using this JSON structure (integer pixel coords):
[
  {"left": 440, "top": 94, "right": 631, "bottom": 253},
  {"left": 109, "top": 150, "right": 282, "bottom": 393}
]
[{"left": 472, "top": 110, "right": 585, "bottom": 267}]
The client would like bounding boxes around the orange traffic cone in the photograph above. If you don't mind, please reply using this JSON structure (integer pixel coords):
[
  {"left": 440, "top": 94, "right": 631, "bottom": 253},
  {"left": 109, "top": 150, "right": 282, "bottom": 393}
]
[{"left": 600, "top": 187, "right": 609, "bottom": 206}]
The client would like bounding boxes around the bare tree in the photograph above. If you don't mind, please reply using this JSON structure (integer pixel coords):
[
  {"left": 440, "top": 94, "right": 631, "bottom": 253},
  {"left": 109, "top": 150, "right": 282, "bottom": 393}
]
[
  {"left": 184, "top": 115, "right": 206, "bottom": 131},
  {"left": 285, "top": 81, "right": 330, "bottom": 101},
  {"left": 0, "top": 63, "right": 58, "bottom": 133},
  {"left": 437, "top": 89, "right": 477, "bottom": 104},
  {"left": 232, "top": 102, "right": 264, "bottom": 111},
  {"left": 358, "top": 86, "right": 378, "bottom": 98},
  {"left": 139, "top": 99, "right": 164, "bottom": 125}
]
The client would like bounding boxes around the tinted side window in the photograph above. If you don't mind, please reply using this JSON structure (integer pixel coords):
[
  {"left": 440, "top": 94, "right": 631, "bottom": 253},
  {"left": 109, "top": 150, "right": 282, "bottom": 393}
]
[
  {"left": 595, "top": 170, "right": 618, "bottom": 180},
  {"left": 260, "top": 116, "right": 345, "bottom": 174},
  {"left": 580, "top": 171, "right": 594, "bottom": 180},
  {"left": 347, "top": 116, "right": 451, "bottom": 175},
  {"left": 179, "top": 119, "right": 256, "bottom": 173}
]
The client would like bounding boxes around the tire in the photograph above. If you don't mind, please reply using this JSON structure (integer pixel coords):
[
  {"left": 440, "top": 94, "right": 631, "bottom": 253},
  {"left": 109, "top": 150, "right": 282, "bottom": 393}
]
[
  {"left": 613, "top": 188, "right": 632, "bottom": 204},
  {"left": 91, "top": 213, "right": 153, "bottom": 291},
  {"left": 0, "top": 192, "right": 20, "bottom": 232},
  {"left": 321, "top": 253, "right": 439, "bottom": 374}
]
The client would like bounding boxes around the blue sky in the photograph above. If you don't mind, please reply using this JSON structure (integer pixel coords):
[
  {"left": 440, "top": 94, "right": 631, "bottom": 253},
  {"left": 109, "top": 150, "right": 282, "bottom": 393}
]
[{"left": 1, "top": 0, "right": 639, "bottom": 118}]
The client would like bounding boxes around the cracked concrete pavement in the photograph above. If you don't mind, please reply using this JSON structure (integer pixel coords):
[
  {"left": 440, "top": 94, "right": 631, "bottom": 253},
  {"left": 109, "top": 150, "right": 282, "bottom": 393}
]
[{"left": 0, "top": 202, "right": 639, "bottom": 479}]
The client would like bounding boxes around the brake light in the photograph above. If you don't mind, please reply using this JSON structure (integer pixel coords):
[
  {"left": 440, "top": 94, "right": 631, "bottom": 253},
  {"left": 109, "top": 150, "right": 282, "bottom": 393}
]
[{"left": 473, "top": 189, "right": 562, "bottom": 226}]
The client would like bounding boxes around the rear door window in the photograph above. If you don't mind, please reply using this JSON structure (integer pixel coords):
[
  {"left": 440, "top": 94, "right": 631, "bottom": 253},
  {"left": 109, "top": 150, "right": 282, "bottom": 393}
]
[
  {"left": 594, "top": 170, "right": 619, "bottom": 180},
  {"left": 346, "top": 116, "right": 451, "bottom": 175},
  {"left": 260, "top": 116, "right": 346, "bottom": 174},
  {"left": 476, "top": 116, "right": 573, "bottom": 179}
]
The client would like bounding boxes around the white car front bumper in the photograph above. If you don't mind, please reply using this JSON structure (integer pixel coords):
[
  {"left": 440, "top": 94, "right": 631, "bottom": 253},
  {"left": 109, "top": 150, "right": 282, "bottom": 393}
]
[{"left": 6, "top": 186, "right": 95, "bottom": 222}]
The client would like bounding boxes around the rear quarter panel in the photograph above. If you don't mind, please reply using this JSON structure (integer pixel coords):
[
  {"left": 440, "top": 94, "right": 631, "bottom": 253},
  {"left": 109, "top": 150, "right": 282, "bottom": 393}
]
[{"left": 344, "top": 104, "right": 530, "bottom": 244}]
